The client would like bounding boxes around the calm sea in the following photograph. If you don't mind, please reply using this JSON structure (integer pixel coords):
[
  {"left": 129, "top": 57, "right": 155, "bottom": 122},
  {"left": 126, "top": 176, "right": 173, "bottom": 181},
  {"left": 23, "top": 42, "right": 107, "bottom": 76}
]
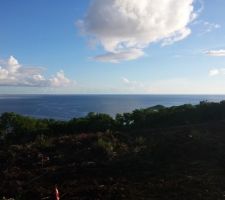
[{"left": 0, "top": 94, "right": 225, "bottom": 120}]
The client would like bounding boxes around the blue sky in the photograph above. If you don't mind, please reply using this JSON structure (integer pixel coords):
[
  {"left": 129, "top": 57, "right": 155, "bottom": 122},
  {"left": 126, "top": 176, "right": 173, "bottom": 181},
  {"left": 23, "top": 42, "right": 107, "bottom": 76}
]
[{"left": 0, "top": 0, "right": 225, "bottom": 94}]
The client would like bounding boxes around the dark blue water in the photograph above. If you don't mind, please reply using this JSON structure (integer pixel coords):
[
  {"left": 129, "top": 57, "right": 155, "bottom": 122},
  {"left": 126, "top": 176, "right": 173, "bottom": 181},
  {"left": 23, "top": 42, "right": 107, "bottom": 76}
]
[{"left": 0, "top": 94, "right": 225, "bottom": 120}]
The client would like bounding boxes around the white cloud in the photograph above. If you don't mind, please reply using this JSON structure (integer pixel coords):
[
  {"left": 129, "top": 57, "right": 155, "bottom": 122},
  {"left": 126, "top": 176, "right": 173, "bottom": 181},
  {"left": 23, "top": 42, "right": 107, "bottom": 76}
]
[
  {"left": 7, "top": 56, "right": 21, "bottom": 73},
  {"left": 209, "top": 68, "right": 225, "bottom": 76},
  {"left": 162, "top": 28, "right": 191, "bottom": 46},
  {"left": 209, "top": 69, "right": 219, "bottom": 76},
  {"left": 94, "top": 49, "right": 145, "bottom": 63},
  {"left": 206, "top": 49, "right": 225, "bottom": 57},
  {"left": 49, "top": 70, "right": 75, "bottom": 87},
  {"left": 78, "top": 0, "right": 198, "bottom": 62},
  {"left": 194, "top": 20, "right": 221, "bottom": 35},
  {"left": 122, "top": 77, "right": 130, "bottom": 84},
  {"left": 0, "top": 56, "right": 74, "bottom": 87},
  {"left": 203, "top": 21, "right": 221, "bottom": 33}
]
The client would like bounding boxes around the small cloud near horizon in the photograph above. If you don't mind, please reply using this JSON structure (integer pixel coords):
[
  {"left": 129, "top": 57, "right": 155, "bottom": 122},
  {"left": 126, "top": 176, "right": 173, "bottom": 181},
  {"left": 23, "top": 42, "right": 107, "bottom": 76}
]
[
  {"left": 0, "top": 56, "right": 75, "bottom": 87},
  {"left": 206, "top": 49, "right": 225, "bottom": 57},
  {"left": 209, "top": 68, "right": 225, "bottom": 76}
]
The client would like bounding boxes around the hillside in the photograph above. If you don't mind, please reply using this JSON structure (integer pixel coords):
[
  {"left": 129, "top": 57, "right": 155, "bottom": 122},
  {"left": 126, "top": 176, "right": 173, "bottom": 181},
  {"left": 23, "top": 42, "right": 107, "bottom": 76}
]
[{"left": 1, "top": 102, "right": 225, "bottom": 199}]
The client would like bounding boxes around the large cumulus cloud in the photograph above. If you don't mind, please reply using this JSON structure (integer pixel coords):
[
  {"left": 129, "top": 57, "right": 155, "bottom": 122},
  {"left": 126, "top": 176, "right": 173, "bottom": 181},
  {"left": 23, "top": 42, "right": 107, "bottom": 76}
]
[{"left": 77, "top": 0, "right": 198, "bottom": 62}]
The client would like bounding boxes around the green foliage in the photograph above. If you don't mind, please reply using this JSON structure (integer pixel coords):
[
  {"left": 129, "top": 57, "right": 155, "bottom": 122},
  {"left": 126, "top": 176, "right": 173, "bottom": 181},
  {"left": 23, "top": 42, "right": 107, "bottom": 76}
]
[
  {"left": 116, "top": 101, "right": 225, "bottom": 130},
  {"left": 34, "top": 134, "right": 53, "bottom": 148},
  {"left": 2, "top": 100, "right": 225, "bottom": 144},
  {"left": 86, "top": 112, "right": 114, "bottom": 132},
  {"left": 0, "top": 112, "right": 49, "bottom": 144},
  {"left": 68, "top": 112, "right": 114, "bottom": 133},
  {"left": 97, "top": 137, "right": 114, "bottom": 155},
  {"left": 133, "top": 136, "right": 147, "bottom": 153}
]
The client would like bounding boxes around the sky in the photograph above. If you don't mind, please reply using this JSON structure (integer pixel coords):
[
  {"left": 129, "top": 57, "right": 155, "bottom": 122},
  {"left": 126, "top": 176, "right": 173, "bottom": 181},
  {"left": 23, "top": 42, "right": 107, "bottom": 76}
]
[{"left": 0, "top": 0, "right": 225, "bottom": 94}]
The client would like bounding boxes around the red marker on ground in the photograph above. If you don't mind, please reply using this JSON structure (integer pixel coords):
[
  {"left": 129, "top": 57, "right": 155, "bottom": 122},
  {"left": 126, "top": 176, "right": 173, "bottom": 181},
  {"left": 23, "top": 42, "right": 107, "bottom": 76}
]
[{"left": 55, "top": 186, "right": 60, "bottom": 200}]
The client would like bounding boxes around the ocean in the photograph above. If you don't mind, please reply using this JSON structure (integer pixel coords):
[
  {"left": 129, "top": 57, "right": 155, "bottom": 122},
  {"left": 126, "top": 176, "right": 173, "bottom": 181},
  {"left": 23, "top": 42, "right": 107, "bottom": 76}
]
[{"left": 0, "top": 94, "right": 225, "bottom": 120}]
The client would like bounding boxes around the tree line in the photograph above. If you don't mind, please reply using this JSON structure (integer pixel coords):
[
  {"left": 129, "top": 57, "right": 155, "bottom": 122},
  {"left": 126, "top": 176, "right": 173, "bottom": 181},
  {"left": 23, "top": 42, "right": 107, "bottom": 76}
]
[{"left": 1, "top": 100, "right": 225, "bottom": 144}]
